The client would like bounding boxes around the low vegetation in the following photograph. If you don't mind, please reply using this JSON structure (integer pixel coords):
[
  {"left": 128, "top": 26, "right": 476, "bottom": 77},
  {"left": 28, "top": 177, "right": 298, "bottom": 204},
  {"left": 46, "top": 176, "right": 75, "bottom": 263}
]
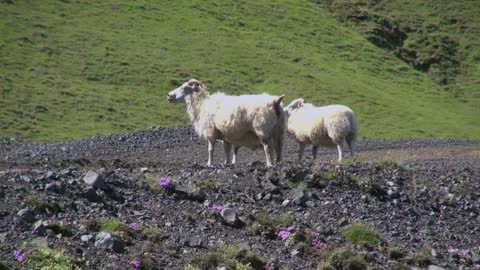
[
  {"left": 318, "top": 248, "right": 368, "bottom": 270},
  {"left": 189, "top": 242, "right": 266, "bottom": 270},
  {"left": 341, "top": 223, "right": 383, "bottom": 248},
  {"left": 26, "top": 246, "right": 80, "bottom": 270}
]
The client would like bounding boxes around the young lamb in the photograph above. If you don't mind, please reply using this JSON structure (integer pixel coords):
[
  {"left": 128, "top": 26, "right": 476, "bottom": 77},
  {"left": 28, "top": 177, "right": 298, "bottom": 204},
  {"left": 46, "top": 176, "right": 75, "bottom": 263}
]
[
  {"left": 284, "top": 98, "right": 357, "bottom": 162},
  {"left": 167, "top": 79, "right": 286, "bottom": 167}
]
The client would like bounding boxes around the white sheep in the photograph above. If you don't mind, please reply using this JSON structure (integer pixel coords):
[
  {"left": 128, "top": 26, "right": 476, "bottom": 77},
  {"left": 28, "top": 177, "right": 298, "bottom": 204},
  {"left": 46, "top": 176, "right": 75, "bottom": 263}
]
[
  {"left": 167, "top": 79, "right": 286, "bottom": 167},
  {"left": 284, "top": 98, "right": 357, "bottom": 162}
]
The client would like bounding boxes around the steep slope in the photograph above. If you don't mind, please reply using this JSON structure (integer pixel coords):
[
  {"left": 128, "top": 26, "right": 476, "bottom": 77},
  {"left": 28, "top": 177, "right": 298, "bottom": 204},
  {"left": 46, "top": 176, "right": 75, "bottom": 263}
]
[{"left": 1, "top": 0, "right": 479, "bottom": 140}]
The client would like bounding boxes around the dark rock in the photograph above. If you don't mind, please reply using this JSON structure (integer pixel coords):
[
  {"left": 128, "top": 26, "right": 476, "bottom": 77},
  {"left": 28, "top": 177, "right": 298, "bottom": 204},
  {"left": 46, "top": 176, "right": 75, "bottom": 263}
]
[
  {"left": 221, "top": 208, "right": 237, "bottom": 224},
  {"left": 81, "top": 234, "right": 93, "bottom": 242},
  {"left": 95, "top": 232, "right": 124, "bottom": 253},
  {"left": 407, "top": 207, "right": 419, "bottom": 216},
  {"left": 173, "top": 185, "right": 189, "bottom": 196},
  {"left": 189, "top": 189, "right": 206, "bottom": 202},
  {"left": 261, "top": 179, "right": 279, "bottom": 193},
  {"left": 45, "top": 171, "right": 57, "bottom": 180},
  {"left": 20, "top": 175, "right": 31, "bottom": 183},
  {"left": 33, "top": 220, "right": 47, "bottom": 235},
  {"left": 45, "top": 181, "right": 62, "bottom": 193},
  {"left": 83, "top": 187, "right": 102, "bottom": 202},
  {"left": 181, "top": 237, "right": 203, "bottom": 248},
  {"left": 266, "top": 170, "right": 280, "bottom": 185},
  {"left": 106, "top": 189, "right": 125, "bottom": 203},
  {"left": 17, "top": 208, "right": 35, "bottom": 223},
  {"left": 136, "top": 180, "right": 149, "bottom": 189},
  {"left": 83, "top": 171, "right": 108, "bottom": 190},
  {"left": 305, "top": 201, "right": 315, "bottom": 207},
  {"left": 337, "top": 217, "right": 349, "bottom": 227},
  {"left": 290, "top": 189, "right": 307, "bottom": 206}
]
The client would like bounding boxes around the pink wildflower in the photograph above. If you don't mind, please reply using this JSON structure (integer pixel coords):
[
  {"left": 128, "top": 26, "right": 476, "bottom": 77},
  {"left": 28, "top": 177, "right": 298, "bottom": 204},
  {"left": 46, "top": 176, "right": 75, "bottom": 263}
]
[
  {"left": 209, "top": 204, "right": 225, "bottom": 211},
  {"left": 312, "top": 239, "right": 326, "bottom": 249},
  {"left": 278, "top": 230, "right": 290, "bottom": 240},
  {"left": 286, "top": 225, "right": 295, "bottom": 232},
  {"left": 128, "top": 223, "right": 139, "bottom": 230},
  {"left": 265, "top": 261, "right": 274, "bottom": 270},
  {"left": 130, "top": 258, "right": 141, "bottom": 268},
  {"left": 460, "top": 249, "right": 470, "bottom": 257},
  {"left": 15, "top": 250, "right": 25, "bottom": 263},
  {"left": 157, "top": 177, "right": 172, "bottom": 188},
  {"left": 473, "top": 263, "right": 480, "bottom": 269},
  {"left": 447, "top": 247, "right": 459, "bottom": 253}
]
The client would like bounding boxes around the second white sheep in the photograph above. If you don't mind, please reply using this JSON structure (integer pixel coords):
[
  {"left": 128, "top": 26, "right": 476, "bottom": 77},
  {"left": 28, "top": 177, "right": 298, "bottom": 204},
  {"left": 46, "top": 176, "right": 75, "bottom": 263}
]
[{"left": 284, "top": 98, "right": 357, "bottom": 162}]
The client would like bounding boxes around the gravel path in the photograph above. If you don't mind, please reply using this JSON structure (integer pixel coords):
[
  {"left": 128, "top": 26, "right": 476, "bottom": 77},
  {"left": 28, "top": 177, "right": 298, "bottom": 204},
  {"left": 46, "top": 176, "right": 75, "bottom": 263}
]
[{"left": 1, "top": 127, "right": 479, "bottom": 269}]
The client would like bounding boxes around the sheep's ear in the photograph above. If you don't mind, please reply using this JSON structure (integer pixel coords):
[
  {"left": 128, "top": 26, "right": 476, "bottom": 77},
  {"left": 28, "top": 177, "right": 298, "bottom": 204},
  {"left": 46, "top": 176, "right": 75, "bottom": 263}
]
[
  {"left": 188, "top": 79, "right": 204, "bottom": 92},
  {"left": 295, "top": 99, "right": 304, "bottom": 108},
  {"left": 275, "top": 94, "right": 286, "bottom": 106}
]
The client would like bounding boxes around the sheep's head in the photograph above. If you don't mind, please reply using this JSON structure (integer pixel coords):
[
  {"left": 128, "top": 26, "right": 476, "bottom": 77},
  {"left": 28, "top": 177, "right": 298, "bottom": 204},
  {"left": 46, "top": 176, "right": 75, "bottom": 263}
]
[
  {"left": 167, "top": 79, "right": 204, "bottom": 103},
  {"left": 284, "top": 98, "right": 304, "bottom": 116}
]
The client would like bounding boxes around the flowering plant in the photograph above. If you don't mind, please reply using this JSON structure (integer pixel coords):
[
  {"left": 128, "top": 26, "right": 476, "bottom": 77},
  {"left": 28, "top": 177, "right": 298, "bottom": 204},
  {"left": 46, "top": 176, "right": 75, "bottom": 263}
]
[{"left": 157, "top": 177, "right": 172, "bottom": 189}]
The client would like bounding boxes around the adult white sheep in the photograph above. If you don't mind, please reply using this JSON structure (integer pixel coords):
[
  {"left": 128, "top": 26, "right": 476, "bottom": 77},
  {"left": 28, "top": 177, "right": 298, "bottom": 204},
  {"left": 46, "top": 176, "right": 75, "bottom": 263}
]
[
  {"left": 167, "top": 79, "right": 286, "bottom": 167},
  {"left": 284, "top": 98, "right": 357, "bottom": 162}
]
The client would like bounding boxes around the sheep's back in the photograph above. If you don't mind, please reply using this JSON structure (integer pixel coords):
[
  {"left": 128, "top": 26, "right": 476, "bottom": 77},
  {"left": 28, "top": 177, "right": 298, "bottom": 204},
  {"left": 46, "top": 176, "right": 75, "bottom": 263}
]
[
  {"left": 288, "top": 105, "right": 355, "bottom": 145},
  {"left": 207, "top": 93, "right": 281, "bottom": 147}
]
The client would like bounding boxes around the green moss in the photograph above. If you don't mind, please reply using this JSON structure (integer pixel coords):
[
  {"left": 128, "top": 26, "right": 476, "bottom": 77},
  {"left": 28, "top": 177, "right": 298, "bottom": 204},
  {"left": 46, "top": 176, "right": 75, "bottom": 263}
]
[
  {"left": 141, "top": 225, "right": 162, "bottom": 242},
  {"left": 339, "top": 158, "right": 355, "bottom": 166},
  {"left": 404, "top": 248, "right": 431, "bottom": 267},
  {"left": 26, "top": 246, "right": 80, "bottom": 270},
  {"left": 342, "top": 223, "right": 382, "bottom": 248},
  {"left": 0, "top": 262, "right": 9, "bottom": 270},
  {"left": 392, "top": 263, "right": 411, "bottom": 270},
  {"left": 144, "top": 175, "right": 161, "bottom": 192},
  {"left": 323, "top": 171, "right": 337, "bottom": 181},
  {"left": 191, "top": 243, "right": 266, "bottom": 270},
  {"left": 25, "top": 194, "right": 50, "bottom": 211},
  {"left": 194, "top": 178, "right": 222, "bottom": 192},
  {"left": 96, "top": 219, "right": 125, "bottom": 232},
  {"left": 318, "top": 248, "right": 368, "bottom": 270}
]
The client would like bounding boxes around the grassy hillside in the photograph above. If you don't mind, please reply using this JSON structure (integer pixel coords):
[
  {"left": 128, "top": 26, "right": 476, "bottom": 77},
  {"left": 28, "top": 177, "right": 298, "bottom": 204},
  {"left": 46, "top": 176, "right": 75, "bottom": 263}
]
[{"left": 1, "top": 0, "right": 479, "bottom": 141}]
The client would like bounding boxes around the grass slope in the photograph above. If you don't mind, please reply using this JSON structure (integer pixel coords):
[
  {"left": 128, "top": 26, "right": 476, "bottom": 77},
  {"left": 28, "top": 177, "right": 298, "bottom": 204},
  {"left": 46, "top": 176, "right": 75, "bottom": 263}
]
[{"left": 1, "top": 0, "right": 479, "bottom": 141}]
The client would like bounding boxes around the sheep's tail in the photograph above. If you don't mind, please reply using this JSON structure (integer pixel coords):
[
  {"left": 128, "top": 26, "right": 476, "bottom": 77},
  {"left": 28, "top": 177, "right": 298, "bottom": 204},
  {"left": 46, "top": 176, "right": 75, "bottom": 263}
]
[
  {"left": 272, "top": 94, "right": 287, "bottom": 162},
  {"left": 273, "top": 94, "right": 286, "bottom": 118},
  {"left": 345, "top": 111, "right": 358, "bottom": 156}
]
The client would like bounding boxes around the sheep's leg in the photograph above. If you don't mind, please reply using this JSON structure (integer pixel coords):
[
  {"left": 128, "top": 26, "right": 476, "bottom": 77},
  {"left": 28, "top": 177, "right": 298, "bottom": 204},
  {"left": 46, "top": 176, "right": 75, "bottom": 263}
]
[
  {"left": 223, "top": 141, "right": 232, "bottom": 164},
  {"left": 312, "top": 145, "right": 319, "bottom": 160},
  {"left": 261, "top": 139, "right": 275, "bottom": 167},
  {"left": 298, "top": 143, "right": 306, "bottom": 162},
  {"left": 232, "top": 145, "right": 240, "bottom": 165},
  {"left": 347, "top": 140, "right": 355, "bottom": 158},
  {"left": 274, "top": 138, "right": 283, "bottom": 163},
  {"left": 336, "top": 144, "right": 343, "bottom": 162},
  {"left": 207, "top": 139, "right": 216, "bottom": 166}
]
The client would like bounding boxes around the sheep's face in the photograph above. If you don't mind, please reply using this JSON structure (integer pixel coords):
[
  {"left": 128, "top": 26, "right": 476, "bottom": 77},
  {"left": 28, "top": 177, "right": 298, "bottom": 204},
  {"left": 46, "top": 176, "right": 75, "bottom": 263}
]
[
  {"left": 167, "top": 79, "right": 204, "bottom": 103},
  {"left": 284, "top": 98, "right": 304, "bottom": 116}
]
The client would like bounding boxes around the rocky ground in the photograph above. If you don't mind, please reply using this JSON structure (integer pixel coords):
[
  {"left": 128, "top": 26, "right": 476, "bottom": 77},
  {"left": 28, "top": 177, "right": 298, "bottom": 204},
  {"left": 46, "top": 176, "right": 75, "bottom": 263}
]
[{"left": 1, "top": 126, "right": 480, "bottom": 270}]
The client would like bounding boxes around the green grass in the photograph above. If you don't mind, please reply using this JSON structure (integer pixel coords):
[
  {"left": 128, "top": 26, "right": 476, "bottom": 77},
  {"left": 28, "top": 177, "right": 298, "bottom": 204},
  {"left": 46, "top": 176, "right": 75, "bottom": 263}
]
[
  {"left": 1, "top": 0, "right": 479, "bottom": 141},
  {"left": 96, "top": 219, "right": 126, "bottom": 232},
  {"left": 342, "top": 223, "right": 382, "bottom": 248},
  {"left": 318, "top": 248, "right": 368, "bottom": 270}
]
